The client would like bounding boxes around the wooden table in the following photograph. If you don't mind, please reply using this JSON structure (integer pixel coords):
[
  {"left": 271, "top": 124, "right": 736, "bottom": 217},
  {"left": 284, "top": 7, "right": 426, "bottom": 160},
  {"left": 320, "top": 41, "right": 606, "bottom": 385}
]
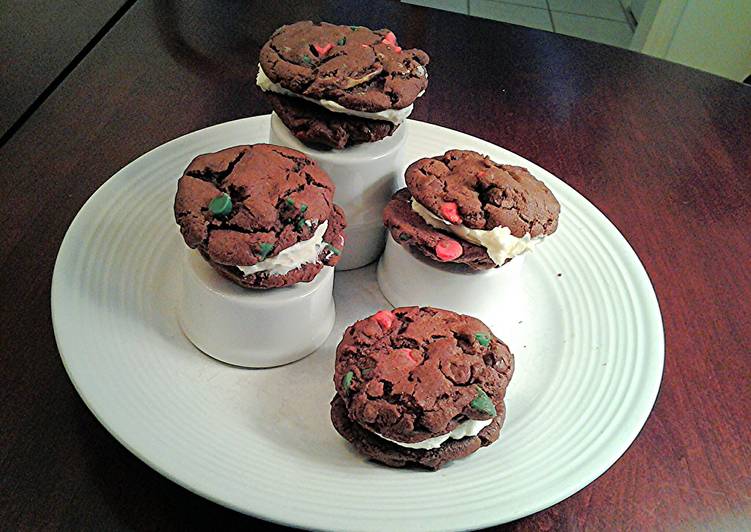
[
  {"left": 2, "top": 1, "right": 749, "bottom": 529},
  {"left": 0, "top": 0, "right": 129, "bottom": 139}
]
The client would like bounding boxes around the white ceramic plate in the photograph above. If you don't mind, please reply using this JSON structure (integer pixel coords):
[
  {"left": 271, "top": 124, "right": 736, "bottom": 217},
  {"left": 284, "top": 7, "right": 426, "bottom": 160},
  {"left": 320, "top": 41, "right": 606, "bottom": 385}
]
[{"left": 52, "top": 116, "right": 663, "bottom": 531}]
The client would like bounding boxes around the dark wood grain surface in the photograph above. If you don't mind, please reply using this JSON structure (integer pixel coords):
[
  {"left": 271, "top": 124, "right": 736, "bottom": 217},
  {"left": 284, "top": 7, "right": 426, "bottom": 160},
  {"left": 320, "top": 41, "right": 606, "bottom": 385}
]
[
  {"left": 1, "top": 1, "right": 750, "bottom": 529},
  {"left": 0, "top": 0, "right": 131, "bottom": 140}
]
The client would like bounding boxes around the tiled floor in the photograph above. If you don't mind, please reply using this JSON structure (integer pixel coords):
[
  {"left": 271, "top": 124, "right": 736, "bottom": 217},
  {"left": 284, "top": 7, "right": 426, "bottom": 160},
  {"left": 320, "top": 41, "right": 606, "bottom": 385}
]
[{"left": 403, "top": 0, "right": 635, "bottom": 48}]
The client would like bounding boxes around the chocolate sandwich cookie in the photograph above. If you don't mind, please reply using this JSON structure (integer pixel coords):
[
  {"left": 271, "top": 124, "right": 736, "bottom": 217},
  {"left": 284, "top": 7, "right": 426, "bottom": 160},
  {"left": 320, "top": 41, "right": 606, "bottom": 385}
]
[
  {"left": 174, "top": 144, "right": 346, "bottom": 289},
  {"left": 384, "top": 150, "right": 560, "bottom": 270},
  {"left": 258, "top": 21, "right": 429, "bottom": 149},
  {"left": 331, "top": 307, "right": 514, "bottom": 470}
]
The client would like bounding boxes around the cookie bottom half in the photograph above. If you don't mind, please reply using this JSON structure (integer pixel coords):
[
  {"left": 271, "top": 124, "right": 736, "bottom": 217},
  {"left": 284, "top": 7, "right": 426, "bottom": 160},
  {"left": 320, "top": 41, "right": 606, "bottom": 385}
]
[
  {"left": 330, "top": 395, "right": 505, "bottom": 470},
  {"left": 383, "top": 188, "right": 498, "bottom": 270},
  {"left": 267, "top": 93, "right": 398, "bottom": 150},
  {"left": 200, "top": 205, "right": 346, "bottom": 289}
]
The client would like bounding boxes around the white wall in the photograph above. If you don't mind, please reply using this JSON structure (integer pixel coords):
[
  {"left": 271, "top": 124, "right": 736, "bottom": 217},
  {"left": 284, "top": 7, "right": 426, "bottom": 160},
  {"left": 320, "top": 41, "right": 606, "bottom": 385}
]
[
  {"left": 634, "top": 0, "right": 751, "bottom": 82},
  {"left": 630, "top": 0, "right": 649, "bottom": 21}
]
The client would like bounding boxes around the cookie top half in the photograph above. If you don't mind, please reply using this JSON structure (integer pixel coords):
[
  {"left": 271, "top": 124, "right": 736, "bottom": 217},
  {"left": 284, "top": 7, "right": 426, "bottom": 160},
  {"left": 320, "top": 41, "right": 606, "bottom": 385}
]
[
  {"left": 259, "top": 21, "right": 429, "bottom": 112},
  {"left": 334, "top": 307, "right": 514, "bottom": 443},
  {"left": 406, "top": 150, "right": 560, "bottom": 238},
  {"left": 174, "top": 144, "right": 344, "bottom": 285}
]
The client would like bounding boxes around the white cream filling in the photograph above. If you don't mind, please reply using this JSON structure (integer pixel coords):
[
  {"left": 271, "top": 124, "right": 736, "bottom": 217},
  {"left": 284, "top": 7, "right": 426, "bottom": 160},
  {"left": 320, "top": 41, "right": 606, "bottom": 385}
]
[
  {"left": 411, "top": 198, "right": 543, "bottom": 266},
  {"left": 377, "top": 418, "right": 493, "bottom": 450},
  {"left": 237, "top": 221, "right": 328, "bottom": 277},
  {"left": 256, "top": 65, "right": 419, "bottom": 125}
]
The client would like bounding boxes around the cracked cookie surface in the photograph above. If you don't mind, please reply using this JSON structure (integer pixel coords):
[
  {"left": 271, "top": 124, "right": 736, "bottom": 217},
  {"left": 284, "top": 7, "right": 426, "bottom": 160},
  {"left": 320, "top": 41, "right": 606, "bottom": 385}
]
[
  {"left": 333, "top": 307, "right": 513, "bottom": 447},
  {"left": 268, "top": 93, "right": 397, "bottom": 149},
  {"left": 406, "top": 150, "right": 560, "bottom": 237},
  {"left": 383, "top": 188, "right": 497, "bottom": 270},
  {"left": 259, "top": 21, "right": 429, "bottom": 112},
  {"left": 173, "top": 144, "right": 346, "bottom": 289}
]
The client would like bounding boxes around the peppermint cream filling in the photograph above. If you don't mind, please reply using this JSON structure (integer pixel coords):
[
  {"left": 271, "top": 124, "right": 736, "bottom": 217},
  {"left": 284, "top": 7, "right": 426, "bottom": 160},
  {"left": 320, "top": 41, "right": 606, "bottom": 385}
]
[
  {"left": 256, "top": 66, "right": 418, "bottom": 125},
  {"left": 376, "top": 418, "right": 493, "bottom": 450},
  {"left": 410, "top": 198, "right": 543, "bottom": 266},
  {"left": 237, "top": 221, "right": 328, "bottom": 277}
]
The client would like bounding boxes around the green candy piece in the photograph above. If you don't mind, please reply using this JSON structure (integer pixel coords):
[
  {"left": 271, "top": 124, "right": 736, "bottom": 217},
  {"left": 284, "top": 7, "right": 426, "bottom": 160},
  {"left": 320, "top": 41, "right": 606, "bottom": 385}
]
[
  {"left": 350, "top": 25, "right": 358, "bottom": 31},
  {"left": 470, "top": 385, "right": 497, "bottom": 416},
  {"left": 296, "top": 218, "right": 306, "bottom": 230},
  {"left": 337, "top": 37, "right": 346, "bottom": 46},
  {"left": 299, "top": 203, "right": 308, "bottom": 213},
  {"left": 474, "top": 332, "right": 490, "bottom": 347},
  {"left": 208, "top": 193, "right": 232, "bottom": 217},
  {"left": 302, "top": 54, "right": 312, "bottom": 65},
  {"left": 285, "top": 198, "right": 295, "bottom": 207},
  {"left": 342, "top": 371, "right": 354, "bottom": 393},
  {"left": 398, "top": 233, "right": 410, "bottom": 241},
  {"left": 258, "top": 242, "right": 274, "bottom": 260},
  {"left": 326, "top": 243, "right": 342, "bottom": 256}
]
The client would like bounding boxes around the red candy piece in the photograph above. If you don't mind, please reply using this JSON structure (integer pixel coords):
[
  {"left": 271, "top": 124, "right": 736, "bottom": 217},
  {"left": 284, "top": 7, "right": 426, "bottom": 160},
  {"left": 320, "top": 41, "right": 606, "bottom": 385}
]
[
  {"left": 392, "top": 348, "right": 422, "bottom": 371},
  {"left": 435, "top": 239, "right": 463, "bottom": 261},
  {"left": 440, "top": 202, "right": 462, "bottom": 224},
  {"left": 382, "top": 41, "right": 402, "bottom": 53},
  {"left": 373, "top": 310, "right": 396, "bottom": 330},
  {"left": 381, "top": 31, "right": 402, "bottom": 52},
  {"left": 313, "top": 43, "right": 333, "bottom": 56}
]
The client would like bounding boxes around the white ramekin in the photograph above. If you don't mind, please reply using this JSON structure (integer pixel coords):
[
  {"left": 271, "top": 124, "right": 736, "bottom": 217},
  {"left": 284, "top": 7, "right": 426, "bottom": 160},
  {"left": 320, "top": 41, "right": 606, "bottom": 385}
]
[
  {"left": 269, "top": 112, "right": 406, "bottom": 270},
  {"left": 178, "top": 249, "right": 335, "bottom": 368},
  {"left": 376, "top": 234, "right": 526, "bottom": 324}
]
